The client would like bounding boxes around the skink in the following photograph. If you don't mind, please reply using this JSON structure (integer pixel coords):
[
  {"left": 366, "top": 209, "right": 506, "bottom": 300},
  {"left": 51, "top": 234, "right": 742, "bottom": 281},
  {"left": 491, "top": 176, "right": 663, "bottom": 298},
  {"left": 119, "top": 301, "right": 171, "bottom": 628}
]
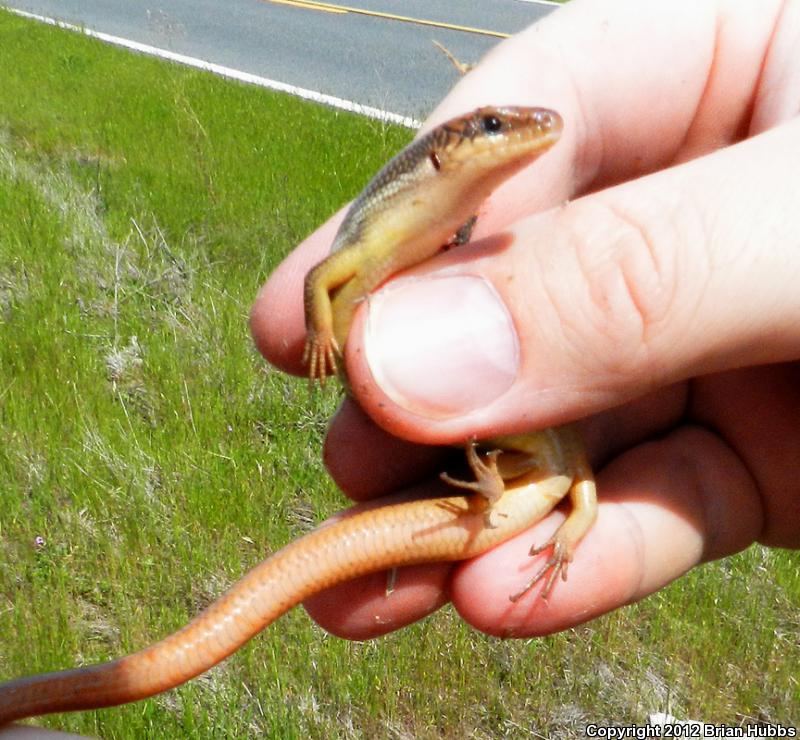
[{"left": 0, "top": 106, "right": 598, "bottom": 723}]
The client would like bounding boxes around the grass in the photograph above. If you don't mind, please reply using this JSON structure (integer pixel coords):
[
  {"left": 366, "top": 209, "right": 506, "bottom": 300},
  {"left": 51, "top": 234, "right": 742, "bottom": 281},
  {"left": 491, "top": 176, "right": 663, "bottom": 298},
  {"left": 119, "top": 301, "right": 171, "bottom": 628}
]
[{"left": 0, "top": 8, "right": 798, "bottom": 738}]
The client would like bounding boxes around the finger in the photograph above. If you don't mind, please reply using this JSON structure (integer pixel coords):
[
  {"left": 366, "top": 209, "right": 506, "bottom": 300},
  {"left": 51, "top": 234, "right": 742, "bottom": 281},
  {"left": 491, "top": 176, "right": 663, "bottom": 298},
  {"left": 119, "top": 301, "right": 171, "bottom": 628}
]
[
  {"left": 348, "top": 118, "right": 800, "bottom": 442},
  {"left": 436, "top": 0, "right": 784, "bottom": 198},
  {"left": 303, "top": 563, "right": 453, "bottom": 641},
  {"left": 0, "top": 726, "right": 87, "bottom": 739},
  {"left": 252, "top": 0, "right": 786, "bottom": 378},
  {"left": 453, "top": 426, "right": 760, "bottom": 636},
  {"left": 323, "top": 399, "right": 445, "bottom": 501},
  {"left": 306, "top": 426, "right": 761, "bottom": 640},
  {"left": 326, "top": 383, "right": 687, "bottom": 503},
  {"left": 692, "top": 364, "right": 800, "bottom": 549},
  {"left": 302, "top": 481, "right": 455, "bottom": 640}
]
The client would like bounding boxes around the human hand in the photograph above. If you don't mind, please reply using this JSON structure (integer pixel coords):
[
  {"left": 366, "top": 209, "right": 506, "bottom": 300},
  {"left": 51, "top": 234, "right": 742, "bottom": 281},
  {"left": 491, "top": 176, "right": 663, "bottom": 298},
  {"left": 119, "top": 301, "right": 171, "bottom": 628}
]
[{"left": 250, "top": 0, "right": 800, "bottom": 639}]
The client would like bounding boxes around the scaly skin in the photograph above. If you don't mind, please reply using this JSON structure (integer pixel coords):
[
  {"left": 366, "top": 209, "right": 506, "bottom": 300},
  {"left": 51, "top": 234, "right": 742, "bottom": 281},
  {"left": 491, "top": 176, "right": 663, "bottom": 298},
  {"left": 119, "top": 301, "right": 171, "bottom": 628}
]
[
  {"left": 304, "top": 106, "right": 565, "bottom": 378},
  {"left": 0, "top": 451, "right": 572, "bottom": 722},
  {"left": 303, "top": 106, "right": 598, "bottom": 591},
  {"left": 0, "top": 106, "right": 598, "bottom": 724}
]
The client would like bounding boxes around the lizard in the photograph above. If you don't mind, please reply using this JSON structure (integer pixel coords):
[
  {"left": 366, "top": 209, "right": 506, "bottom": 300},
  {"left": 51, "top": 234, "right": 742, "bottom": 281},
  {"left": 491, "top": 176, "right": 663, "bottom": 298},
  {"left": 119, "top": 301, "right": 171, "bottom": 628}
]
[{"left": 0, "top": 106, "right": 597, "bottom": 724}]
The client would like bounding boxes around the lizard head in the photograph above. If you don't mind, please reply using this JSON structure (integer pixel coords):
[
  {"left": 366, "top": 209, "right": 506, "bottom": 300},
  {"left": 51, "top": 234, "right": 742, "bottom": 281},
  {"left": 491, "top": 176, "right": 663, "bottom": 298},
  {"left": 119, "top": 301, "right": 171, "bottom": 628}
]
[{"left": 430, "top": 105, "right": 563, "bottom": 178}]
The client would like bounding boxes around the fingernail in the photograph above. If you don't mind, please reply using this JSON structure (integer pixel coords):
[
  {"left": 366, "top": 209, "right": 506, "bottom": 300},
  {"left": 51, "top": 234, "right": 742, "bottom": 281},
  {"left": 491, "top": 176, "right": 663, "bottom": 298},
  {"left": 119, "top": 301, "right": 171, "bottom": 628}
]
[{"left": 364, "top": 276, "right": 519, "bottom": 418}]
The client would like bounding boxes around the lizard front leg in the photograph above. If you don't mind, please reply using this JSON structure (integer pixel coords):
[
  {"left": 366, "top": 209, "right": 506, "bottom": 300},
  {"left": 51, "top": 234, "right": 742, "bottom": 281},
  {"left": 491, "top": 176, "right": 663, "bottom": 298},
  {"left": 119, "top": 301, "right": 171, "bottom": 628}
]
[{"left": 303, "top": 249, "right": 364, "bottom": 384}]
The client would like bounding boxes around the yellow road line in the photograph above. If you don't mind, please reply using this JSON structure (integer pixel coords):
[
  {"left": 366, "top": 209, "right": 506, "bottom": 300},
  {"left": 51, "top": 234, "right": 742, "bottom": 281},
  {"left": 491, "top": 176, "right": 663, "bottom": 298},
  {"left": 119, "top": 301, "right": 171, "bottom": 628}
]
[
  {"left": 268, "top": 0, "right": 347, "bottom": 14},
  {"left": 263, "top": 0, "right": 510, "bottom": 38}
]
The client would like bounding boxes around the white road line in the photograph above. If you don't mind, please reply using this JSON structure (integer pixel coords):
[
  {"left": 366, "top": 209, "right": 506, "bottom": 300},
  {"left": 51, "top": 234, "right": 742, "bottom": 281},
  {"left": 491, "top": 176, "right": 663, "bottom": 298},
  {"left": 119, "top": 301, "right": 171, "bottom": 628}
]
[{"left": 5, "top": 6, "right": 423, "bottom": 129}]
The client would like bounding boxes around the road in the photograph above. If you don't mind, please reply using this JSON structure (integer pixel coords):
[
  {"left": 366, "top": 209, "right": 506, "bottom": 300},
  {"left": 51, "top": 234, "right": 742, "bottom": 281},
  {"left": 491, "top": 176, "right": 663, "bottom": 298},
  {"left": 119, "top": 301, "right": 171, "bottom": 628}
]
[{"left": 4, "top": 0, "right": 556, "bottom": 124}]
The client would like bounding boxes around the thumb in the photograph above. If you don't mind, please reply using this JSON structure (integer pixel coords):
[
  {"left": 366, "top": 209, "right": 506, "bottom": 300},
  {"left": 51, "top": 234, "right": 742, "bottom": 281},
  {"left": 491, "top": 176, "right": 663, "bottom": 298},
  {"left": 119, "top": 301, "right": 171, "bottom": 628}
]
[{"left": 345, "top": 118, "right": 800, "bottom": 444}]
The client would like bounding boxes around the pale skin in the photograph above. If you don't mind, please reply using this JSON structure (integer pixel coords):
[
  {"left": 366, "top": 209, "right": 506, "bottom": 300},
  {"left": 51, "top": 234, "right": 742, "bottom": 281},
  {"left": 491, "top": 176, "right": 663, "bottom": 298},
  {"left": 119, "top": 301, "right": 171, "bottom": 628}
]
[{"left": 251, "top": 0, "right": 800, "bottom": 641}]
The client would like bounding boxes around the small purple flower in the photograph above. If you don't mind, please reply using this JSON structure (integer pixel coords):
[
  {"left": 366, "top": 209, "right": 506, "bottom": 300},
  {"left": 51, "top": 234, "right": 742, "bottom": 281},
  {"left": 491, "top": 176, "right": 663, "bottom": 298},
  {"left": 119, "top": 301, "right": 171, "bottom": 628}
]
[{"left": 34, "top": 535, "right": 45, "bottom": 549}]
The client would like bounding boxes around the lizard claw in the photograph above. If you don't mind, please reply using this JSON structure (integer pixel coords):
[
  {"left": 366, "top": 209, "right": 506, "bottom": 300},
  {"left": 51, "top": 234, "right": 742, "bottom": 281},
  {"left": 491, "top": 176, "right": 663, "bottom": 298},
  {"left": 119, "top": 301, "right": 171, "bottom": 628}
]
[
  {"left": 303, "top": 330, "right": 340, "bottom": 387},
  {"left": 508, "top": 529, "right": 575, "bottom": 603},
  {"left": 440, "top": 441, "right": 505, "bottom": 506}
]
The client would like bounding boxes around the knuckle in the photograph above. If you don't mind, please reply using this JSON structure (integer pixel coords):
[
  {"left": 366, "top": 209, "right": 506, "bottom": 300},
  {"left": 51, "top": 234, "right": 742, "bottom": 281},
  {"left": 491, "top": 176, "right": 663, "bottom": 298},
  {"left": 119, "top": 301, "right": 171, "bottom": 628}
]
[{"left": 548, "top": 197, "right": 701, "bottom": 380}]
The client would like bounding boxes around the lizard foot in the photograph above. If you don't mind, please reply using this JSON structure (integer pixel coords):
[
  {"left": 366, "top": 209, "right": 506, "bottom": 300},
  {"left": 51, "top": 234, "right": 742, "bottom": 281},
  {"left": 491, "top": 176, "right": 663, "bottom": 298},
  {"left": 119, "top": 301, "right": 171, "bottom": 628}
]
[
  {"left": 302, "top": 330, "right": 340, "bottom": 387},
  {"left": 508, "top": 528, "right": 575, "bottom": 602},
  {"left": 440, "top": 441, "right": 505, "bottom": 506}
]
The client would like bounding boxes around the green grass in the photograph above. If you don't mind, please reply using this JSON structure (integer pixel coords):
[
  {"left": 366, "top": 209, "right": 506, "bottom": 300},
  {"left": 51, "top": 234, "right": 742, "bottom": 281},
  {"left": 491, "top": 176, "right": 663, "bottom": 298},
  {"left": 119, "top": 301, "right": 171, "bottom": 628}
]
[{"left": 0, "top": 8, "right": 798, "bottom": 738}]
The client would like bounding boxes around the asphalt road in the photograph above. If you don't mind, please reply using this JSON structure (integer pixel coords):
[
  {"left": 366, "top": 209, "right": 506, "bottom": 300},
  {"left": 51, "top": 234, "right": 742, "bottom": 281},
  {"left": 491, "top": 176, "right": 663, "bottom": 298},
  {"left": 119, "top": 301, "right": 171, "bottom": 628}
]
[{"left": 4, "top": 0, "right": 556, "bottom": 123}]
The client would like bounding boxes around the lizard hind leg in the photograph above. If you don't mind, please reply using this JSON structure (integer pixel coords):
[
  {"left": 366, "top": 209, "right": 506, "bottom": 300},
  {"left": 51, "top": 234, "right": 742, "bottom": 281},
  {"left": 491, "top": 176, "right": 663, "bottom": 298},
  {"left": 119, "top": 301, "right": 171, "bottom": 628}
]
[
  {"left": 509, "top": 473, "right": 598, "bottom": 602},
  {"left": 440, "top": 441, "right": 506, "bottom": 507}
]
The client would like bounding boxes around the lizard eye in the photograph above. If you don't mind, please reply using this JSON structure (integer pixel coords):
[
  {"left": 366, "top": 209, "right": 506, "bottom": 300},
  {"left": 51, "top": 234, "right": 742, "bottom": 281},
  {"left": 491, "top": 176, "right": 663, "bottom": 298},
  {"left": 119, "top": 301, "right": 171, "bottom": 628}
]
[{"left": 481, "top": 115, "right": 503, "bottom": 134}]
